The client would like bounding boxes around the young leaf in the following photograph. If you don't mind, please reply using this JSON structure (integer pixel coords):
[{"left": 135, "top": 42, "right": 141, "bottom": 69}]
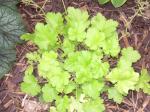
[
  {"left": 91, "top": 13, "right": 106, "bottom": 31},
  {"left": 26, "top": 51, "right": 40, "bottom": 62},
  {"left": 69, "top": 96, "right": 84, "bottom": 112},
  {"left": 55, "top": 96, "right": 70, "bottom": 112},
  {"left": 66, "top": 7, "right": 90, "bottom": 42},
  {"left": 83, "top": 98, "right": 105, "bottom": 112},
  {"left": 42, "top": 83, "right": 58, "bottom": 102},
  {"left": 21, "top": 66, "right": 41, "bottom": 96},
  {"left": 121, "top": 47, "right": 141, "bottom": 63},
  {"left": 38, "top": 51, "right": 60, "bottom": 79},
  {"left": 85, "top": 28, "right": 105, "bottom": 50},
  {"left": 64, "top": 81, "right": 76, "bottom": 94},
  {"left": 82, "top": 80, "right": 104, "bottom": 99},
  {"left": 45, "top": 12, "right": 64, "bottom": 34},
  {"left": 107, "top": 68, "right": 139, "bottom": 94},
  {"left": 75, "top": 69, "right": 93, "bottom": 84},
  {"left": 62, "top": 39, "right": 75, "bottom": 55},
  {"left": 108, "top": 87, "right": 124, "bottom": 104},
  {"left": 49, "top": 71, "right": 70, "bottom": 92},
  {"left": 136, "top": 69, "right": 150, "bottom": 95},
  {"left": 102, "top": 19, "right": 118, "bottom": 37},
  {"left": 34, "top": 23, "right": 58, "bottom": 50}
]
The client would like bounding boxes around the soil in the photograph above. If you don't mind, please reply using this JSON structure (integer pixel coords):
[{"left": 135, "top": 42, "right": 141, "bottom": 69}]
[{"left": 0, "top": 0, "right": 150, "bottom": 112}]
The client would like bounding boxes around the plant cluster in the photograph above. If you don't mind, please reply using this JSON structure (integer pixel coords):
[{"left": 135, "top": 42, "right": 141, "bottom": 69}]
[
  {"left": 20, "top": 7, "right": 150, "bottom": 112},
  {"left": 98, "top": 0, "right": 127, "bottom": 7}
]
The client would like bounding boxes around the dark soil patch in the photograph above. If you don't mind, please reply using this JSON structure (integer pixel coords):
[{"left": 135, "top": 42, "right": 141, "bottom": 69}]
[{"left": 0, "top": 0, "right": 150, "bottom": 111}]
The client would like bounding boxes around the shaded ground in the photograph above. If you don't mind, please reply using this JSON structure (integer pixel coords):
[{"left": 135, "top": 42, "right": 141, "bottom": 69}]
[{"left": 0, "top": 0, "right": 150, "bottom": 112}]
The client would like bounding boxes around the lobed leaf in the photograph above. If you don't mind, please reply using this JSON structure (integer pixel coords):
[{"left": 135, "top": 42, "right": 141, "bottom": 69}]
[
  {"left": 136, "top": 69, "right": 150, "bottom": 95},
  {"left": 21, "top": 66, "right": 41, "bottom": 96},
  {"left": 42, "top": 83, "right": 58, "bottom": 102}
]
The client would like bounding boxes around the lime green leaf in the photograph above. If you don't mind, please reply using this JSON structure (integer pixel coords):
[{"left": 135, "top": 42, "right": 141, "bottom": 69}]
[
  {"left": 111, "top": 0, "right": 127, "bottom": 8},
  {"left": 117, "top": 47, "right": 141, "bottom": 70},
  {"left": 121, "top": 47, "right": 141, "bottom": 63},
  {"left": 90, "top": 61, "right": 110, "bottom": 79},
  {"left": 136, "top": 69, "right": 150, "bottom": 95},
  {"left": 22, "top": 23, "right": 58, "bottom": 50},
  {"left": 83, "top": 98, "right": 105, "bottom": 112},
  {"left": 102, "top": 19, "right": 118, "bottom": 37},
  {"left": 26, "top": 51, "right": 40, "bottom": 62},
  {"left": 46, "top": 12, "right": 64, "bottom": 34},
  {"left": 66, "top": 7, "right": 89, "bottom": 24},
  {"left": 85, "top": 28, "right": 105, "bottom": 50},
  {"left": 82, "top": 80, "right": 104, "bottom": 99},
  {"left": 64, "top": 81, "right": 76, "bottom": 94},
  {"left": 75, "top": 69, "right": 93, "bottom": 84},
  {"left": 62, "top": 39, "right": 75, "bottom": 55},
  {"left": 42, "top": 83, "right": 58, "bottom": 102},
  {"left": 69, "top": 96, "right": 84, "bottom": 112},
  {"left": 34, "top": 23, "right": 58, "bottom": 50},
  {"left": 66, "top": 7, "right": 90, "bottom": 42},
  {"left": 21, "top": 82, "right": 41, "bottom": 96},
  {"left": 107, "top": 68, "right": 139, "bottom": 94},
  {"left": 117, "top": 57, "right": 132, "bottom": 70},
  {"left": 23, "top": 66, "right": 34, "bottom": 82},
  {"left": 49, "top": 107, "right": 57, "bottom": 112},
  {"left": 21, "top": 66, "right": 41, "bottom": 96},
  {"left": 108, "top": 87, "right": 124, "bottom": 104},
  {"left": 91, "top": 16, "right": 120, "bottom": 57},
  {"left": 64, "top": 52, "right": 79, "bottom": 72},
  {"left": 91, "top": 13, "right": 106, "bottom": 31},
  {"left": 38, "top": 51, "right": 60, "bottom": 78},
  {"left": 50, "top": 71, "right": 70, "bottom": 92},
  {"left": 101, "top": 32, "right": 120, "bottom": 57},
  {"left": 21, "top": 33, "right": 34, "bottom": 41},
  {"left": 68, "top": 26, "right": 87, "bottom": 42},
  {"left": 56, "top": 96, "right": 70, "bottom": 112}
]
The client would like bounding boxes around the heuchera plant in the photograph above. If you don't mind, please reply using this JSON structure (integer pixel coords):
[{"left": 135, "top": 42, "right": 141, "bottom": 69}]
[{"left": 20, "top": 7, "right": 150, "bottom": 112}]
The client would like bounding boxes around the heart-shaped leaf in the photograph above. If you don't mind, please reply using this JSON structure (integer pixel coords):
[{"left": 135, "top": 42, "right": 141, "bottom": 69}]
[{"left": 111, "top": 0, "right": 127, "bottom": 8}]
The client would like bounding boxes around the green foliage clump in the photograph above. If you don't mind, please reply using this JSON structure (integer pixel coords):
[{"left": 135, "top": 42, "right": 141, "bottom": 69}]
[{"left": 20, "top": 7, "right": 149, "bottom": 112}]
